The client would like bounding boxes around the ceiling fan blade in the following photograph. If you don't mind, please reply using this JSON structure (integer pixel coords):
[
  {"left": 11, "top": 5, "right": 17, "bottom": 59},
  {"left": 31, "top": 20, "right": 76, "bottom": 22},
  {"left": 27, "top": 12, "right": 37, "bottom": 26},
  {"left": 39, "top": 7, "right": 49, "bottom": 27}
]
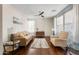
[
  {"left": 39, "top": 11, "right": 44, "bottom": 15},
  {"left": 34, "top": 11, "right": 44, "bottom": 18}
]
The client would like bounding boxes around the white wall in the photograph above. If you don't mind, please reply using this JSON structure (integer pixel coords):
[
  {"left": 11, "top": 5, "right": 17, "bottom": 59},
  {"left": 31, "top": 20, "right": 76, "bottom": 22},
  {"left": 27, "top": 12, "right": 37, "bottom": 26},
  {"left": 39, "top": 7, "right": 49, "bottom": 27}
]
[
  {"left": 2, "top": 4, "right": 54, "bottom": 42},
  {"left": 2, "top": 5, "right": 28, "bottom": 42},
  {"left": 0, "top": 5, "right": 2, "bottom": 42},
  {"left": 35, "top": 17, "right": 54, "bottom": 36},
  {"left": 0, "top": 5, "right": 3, "bottom": 55}
]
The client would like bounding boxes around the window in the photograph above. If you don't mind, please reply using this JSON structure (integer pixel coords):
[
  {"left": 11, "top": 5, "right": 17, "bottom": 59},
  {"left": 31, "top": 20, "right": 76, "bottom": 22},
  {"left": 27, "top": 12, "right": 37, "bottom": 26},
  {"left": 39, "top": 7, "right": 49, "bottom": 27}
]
[
  {"left": 64, "top": 9, "right": 74, "bottom": 45},
  {"left": 54, "top": 8, "right": 74, "bottom": 47},
  {"left": 28, "top": 20, "right": 35, "bottom": 33},
  {"left": 56, "top": 15, "right": 64, "bottom": 34}
]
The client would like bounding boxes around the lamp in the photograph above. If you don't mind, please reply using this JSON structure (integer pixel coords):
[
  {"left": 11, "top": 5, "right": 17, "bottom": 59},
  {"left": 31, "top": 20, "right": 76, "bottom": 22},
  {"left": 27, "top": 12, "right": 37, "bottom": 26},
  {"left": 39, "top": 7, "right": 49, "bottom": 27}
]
[{"left": 52, "top": 28, "right": 55, "bottom": 35}]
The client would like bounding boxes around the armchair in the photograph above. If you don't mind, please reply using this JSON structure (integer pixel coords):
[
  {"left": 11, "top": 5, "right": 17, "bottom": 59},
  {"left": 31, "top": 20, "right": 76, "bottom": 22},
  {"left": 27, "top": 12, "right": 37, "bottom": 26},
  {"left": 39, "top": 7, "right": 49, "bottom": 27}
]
[{"left": 50, "top": 31, "right": 68, "bottom": 47}]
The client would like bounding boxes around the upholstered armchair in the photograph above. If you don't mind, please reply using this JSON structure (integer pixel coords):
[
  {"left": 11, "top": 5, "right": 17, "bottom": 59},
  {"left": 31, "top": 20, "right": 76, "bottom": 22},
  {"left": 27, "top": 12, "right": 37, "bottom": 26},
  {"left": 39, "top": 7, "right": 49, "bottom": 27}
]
[{"left": 50, "top": 31, "right": 68, "bottom": 48}]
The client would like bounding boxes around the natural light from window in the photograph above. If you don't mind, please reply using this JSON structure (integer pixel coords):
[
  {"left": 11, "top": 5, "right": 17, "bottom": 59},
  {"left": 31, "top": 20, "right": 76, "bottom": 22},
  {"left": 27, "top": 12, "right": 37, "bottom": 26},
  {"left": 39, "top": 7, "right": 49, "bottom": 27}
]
[{"left": 28, "top": 20, "right": 35, "bottom": 33}]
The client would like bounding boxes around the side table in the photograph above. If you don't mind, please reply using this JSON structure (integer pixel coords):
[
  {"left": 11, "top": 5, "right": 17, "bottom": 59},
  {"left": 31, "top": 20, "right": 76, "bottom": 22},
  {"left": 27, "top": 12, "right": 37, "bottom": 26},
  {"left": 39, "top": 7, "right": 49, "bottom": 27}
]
[{"left": 3, "top": 40, "right": 20, "bottom": 55}]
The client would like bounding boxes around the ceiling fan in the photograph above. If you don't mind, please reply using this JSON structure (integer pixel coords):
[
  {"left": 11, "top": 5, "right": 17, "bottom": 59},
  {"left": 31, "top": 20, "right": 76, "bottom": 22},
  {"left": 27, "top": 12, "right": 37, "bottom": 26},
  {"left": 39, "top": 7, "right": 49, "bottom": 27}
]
[{"left": 35, "top": 11, "right": 44, "bottom": 17}]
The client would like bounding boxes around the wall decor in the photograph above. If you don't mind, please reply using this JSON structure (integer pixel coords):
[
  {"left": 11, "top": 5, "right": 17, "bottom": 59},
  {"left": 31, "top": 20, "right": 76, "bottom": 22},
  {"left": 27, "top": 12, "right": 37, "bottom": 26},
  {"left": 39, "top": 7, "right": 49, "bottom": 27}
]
[{"left": 13, "top": 16, "right": 23, "bottom": 24}]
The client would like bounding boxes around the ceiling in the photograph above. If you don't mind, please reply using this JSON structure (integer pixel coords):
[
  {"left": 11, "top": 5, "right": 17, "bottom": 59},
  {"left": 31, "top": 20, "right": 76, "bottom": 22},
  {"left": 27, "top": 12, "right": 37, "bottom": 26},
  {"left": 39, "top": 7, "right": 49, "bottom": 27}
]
[{"left": 11, "top": 4, "right": 68, "bottom": 18}]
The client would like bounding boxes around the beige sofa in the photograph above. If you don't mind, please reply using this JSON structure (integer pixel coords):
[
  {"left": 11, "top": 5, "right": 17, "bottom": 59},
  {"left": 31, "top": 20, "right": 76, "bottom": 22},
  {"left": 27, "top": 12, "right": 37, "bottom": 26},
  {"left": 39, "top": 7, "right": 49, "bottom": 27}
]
[
  {"left": 11, "top": 31, "right": 32, "bottom": 47},
  {"left": 50, "top": 31, "right": 68, "bottom": 48}
]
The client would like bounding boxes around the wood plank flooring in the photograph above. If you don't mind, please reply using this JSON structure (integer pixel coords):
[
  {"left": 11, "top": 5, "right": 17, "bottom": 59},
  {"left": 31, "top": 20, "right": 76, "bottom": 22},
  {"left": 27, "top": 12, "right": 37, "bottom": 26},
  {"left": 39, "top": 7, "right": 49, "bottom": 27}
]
[{"left": 15, "top": 37, "right": 64, "bottom": 55}]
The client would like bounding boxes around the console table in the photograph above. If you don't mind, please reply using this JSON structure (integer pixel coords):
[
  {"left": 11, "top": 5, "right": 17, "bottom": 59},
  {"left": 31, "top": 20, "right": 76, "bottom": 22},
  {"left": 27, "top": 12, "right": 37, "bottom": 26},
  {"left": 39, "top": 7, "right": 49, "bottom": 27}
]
[{"left": 36, "top": 31, "right": 45, "bottom": 38}]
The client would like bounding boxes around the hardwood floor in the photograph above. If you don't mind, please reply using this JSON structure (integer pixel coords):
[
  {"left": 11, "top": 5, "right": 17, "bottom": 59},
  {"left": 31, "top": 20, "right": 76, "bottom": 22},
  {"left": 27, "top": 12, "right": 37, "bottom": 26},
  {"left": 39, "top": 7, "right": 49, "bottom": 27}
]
[{"left": 15, "top": 37, "right": 64, "bottom": 55}]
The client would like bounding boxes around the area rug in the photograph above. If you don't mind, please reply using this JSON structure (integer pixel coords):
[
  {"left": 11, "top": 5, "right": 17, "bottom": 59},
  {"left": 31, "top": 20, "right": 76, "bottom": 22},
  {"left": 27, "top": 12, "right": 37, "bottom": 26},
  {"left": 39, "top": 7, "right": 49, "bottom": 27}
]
[{"left": 30, "top": 38, "right": 50, "bottom": 48}]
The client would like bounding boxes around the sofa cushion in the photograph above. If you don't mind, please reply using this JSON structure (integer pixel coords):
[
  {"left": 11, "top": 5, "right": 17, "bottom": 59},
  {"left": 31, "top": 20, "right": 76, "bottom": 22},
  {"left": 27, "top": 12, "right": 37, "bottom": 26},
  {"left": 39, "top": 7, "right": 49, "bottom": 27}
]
[{"left": 19, "top": 33, "right": 25, "bottom": 37}]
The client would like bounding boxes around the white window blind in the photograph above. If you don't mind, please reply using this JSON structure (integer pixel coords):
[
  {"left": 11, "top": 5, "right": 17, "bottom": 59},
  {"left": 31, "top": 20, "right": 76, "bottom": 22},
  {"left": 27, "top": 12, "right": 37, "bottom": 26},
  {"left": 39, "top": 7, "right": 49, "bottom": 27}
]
[
  {"left": 64, "top": 9, "right": 74, "bottom": 45},
  {"left": 56, "top": 15, "right": 64, "bottom": 34}
]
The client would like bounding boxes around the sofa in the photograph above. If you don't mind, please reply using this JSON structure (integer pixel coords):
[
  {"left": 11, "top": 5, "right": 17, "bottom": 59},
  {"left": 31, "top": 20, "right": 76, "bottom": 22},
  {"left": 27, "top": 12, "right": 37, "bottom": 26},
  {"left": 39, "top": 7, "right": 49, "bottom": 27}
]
[
  {"left": 11, "top": 31, "right": 33, "bottom": 47},
  {"left": 50, "top": 31, "right": 68, "bottom": 48}
]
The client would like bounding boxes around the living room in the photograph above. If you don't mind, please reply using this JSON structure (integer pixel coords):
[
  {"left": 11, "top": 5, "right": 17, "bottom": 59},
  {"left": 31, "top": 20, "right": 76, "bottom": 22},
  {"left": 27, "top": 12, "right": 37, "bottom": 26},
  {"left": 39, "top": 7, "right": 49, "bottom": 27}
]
[{"left": 0, "top": 4, "right": 79, "bottom": 55}]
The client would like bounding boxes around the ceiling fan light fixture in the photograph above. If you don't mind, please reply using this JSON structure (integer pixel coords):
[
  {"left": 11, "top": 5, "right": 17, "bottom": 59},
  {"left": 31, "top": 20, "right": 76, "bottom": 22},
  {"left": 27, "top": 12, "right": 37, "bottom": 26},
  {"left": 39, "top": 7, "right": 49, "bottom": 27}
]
[
  {"left": 34, "top": 10, "right": 44, "bottom": 18},
  {"left": 52, "top": 10, "right": 56, "bottom": 12},
  {"left": 41, "top": 15, "right": 44, "bottom": 17}
]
